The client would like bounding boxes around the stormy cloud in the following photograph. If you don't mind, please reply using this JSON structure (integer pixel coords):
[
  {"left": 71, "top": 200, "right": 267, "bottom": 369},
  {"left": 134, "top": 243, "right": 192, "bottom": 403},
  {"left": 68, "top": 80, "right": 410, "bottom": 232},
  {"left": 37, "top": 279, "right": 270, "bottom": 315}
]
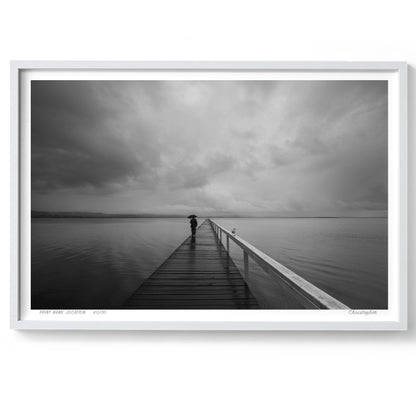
[{"left": 31, "top": 80, "right": 388, "bottom": 216}]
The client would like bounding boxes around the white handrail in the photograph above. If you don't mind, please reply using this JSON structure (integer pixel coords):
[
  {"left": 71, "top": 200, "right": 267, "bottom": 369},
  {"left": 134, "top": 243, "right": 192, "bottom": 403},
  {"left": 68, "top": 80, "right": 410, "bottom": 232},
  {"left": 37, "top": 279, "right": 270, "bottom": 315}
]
[{"left": 208, "top": 219, "right": 349, "bottom": 310}]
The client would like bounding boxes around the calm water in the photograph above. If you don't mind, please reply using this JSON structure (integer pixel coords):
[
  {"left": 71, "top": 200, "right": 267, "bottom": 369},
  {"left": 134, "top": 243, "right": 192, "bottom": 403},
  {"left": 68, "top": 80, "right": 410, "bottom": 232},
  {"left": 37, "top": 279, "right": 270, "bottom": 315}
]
[{"left": 31, "top": 218, "right": 387, "bottom": 309}]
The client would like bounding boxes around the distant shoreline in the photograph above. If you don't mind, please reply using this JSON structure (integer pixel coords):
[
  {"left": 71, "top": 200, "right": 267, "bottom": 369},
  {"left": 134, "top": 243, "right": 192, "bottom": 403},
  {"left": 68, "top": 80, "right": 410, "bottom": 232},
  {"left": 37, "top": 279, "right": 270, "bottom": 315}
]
[{"left": 31, "top": 211, "right": 387, "bottom": 219}]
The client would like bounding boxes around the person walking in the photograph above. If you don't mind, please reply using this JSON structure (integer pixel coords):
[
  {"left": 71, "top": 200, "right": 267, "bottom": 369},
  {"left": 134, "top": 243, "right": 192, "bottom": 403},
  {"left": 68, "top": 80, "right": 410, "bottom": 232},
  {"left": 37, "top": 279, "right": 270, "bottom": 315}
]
[{"left": 190, "top": 217, "right": 198, "bottom": 237}]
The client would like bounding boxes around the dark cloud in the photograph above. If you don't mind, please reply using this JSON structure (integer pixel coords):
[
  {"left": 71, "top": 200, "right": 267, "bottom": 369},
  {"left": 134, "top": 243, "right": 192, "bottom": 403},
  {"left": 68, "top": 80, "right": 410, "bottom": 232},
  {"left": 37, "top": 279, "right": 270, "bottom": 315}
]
[
  {"left": 32, "top": 81, "right": 163, "bottom": 192},
  {"left": 165, "top": 153, "right": 236, "bottom": 189},
  {"left": 31, "top": 80, "right": 388, "bottom": 216}
]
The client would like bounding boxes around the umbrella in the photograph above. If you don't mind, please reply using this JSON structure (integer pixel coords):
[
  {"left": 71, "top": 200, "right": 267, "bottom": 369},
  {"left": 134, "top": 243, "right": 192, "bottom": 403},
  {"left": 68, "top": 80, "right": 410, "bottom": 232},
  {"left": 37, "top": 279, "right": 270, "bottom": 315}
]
[{"left": 187, "top": 214, "right": 197, "bottom": 218}]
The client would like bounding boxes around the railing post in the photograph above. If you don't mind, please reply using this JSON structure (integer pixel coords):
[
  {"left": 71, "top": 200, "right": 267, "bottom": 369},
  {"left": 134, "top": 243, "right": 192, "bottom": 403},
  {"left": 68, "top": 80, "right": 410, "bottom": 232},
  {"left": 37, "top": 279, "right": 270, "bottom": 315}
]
[
  {"left": 226, "top": 235, "right": 229, "bottom": 253},
  {"left": 220, "top": 228, "right": 222, "bottom": 244},
  {"left": 244, "top": 251, "right": 249, "bottom": 281}
]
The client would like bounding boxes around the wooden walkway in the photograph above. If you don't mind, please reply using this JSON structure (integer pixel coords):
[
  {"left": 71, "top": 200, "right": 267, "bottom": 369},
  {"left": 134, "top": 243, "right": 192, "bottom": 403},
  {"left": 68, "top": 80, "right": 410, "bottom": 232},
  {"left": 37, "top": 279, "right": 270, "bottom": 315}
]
[{"left": 124, "top": 220, "right": 259, "bottom": 309}]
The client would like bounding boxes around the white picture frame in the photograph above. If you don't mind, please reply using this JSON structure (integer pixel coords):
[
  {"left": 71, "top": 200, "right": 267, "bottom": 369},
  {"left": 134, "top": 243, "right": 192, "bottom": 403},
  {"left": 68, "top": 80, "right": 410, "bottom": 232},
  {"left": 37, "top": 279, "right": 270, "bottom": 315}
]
[{"left": 10, "top": 61, "right": 408, "bottom": 330}]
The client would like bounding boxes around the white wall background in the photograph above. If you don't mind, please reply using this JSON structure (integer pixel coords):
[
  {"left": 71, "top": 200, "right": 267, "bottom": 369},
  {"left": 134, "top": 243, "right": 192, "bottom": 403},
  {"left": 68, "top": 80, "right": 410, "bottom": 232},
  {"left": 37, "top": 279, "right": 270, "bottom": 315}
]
[{"left": 1, "top": 1, "right": 415, "bottom": 415}]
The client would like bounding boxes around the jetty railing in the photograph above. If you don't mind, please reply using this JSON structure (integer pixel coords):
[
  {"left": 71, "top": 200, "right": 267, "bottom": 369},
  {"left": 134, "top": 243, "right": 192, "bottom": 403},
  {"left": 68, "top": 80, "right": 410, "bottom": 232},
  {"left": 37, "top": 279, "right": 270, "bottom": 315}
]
[{"left": 208, "top": 219, "right": 348, "bottom": 310}]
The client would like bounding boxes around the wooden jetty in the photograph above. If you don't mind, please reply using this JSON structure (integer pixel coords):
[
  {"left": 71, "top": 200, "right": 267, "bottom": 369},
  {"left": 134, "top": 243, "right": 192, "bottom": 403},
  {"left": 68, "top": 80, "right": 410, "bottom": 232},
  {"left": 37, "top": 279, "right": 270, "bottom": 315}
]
[
  {"left": 124, "top": 219, "right": 349, "bottom": 310},
  {"left": 124, "top": 220, "right": 259, "bottom": 309}
]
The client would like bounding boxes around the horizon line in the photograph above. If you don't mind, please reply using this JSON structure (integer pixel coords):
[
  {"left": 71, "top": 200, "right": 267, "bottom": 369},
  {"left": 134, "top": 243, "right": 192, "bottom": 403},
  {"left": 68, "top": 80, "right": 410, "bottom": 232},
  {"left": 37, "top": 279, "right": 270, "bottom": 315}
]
[{"left": 31, "top": 210, "right": 387, "bottom": 219}]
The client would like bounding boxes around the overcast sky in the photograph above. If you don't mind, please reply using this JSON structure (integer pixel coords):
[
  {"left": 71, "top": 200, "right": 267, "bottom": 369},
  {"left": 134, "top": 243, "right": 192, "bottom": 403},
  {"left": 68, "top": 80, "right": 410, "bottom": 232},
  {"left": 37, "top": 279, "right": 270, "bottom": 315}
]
[{"left": 31, "top": 80, "right": 387, "bottom": 217}]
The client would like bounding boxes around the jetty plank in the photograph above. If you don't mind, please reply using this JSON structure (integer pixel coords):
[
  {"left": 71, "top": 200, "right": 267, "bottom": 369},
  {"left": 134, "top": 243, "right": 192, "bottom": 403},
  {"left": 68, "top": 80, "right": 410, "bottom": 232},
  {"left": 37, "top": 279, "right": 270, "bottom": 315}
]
[{"left": 123, "top": 220, "right": 259, "bottom": 309}]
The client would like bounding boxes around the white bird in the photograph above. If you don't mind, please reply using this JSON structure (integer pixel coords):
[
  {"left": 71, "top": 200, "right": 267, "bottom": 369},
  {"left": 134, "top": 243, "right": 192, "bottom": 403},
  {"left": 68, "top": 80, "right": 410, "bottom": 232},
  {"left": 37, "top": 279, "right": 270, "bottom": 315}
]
[{"left": 232, "top": 228, "right": 236, "bottom": 235}]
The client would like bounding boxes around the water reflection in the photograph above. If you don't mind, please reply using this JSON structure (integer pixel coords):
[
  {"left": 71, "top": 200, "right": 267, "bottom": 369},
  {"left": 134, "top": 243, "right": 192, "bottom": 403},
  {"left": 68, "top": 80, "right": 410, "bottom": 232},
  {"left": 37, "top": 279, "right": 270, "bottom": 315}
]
[{"left": 31, "top": 217, "right": 387, "bottom": 309}]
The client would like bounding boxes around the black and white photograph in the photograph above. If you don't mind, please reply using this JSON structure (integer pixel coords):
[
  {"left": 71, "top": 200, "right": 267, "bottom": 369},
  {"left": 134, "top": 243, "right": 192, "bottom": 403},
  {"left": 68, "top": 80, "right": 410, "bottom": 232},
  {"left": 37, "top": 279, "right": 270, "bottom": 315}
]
[
  {"left": 30, "top": 78, "right": 389, "bottom": 311},
  {"left": 5, "top": 2, "right": 415, "bottom": 416}
]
